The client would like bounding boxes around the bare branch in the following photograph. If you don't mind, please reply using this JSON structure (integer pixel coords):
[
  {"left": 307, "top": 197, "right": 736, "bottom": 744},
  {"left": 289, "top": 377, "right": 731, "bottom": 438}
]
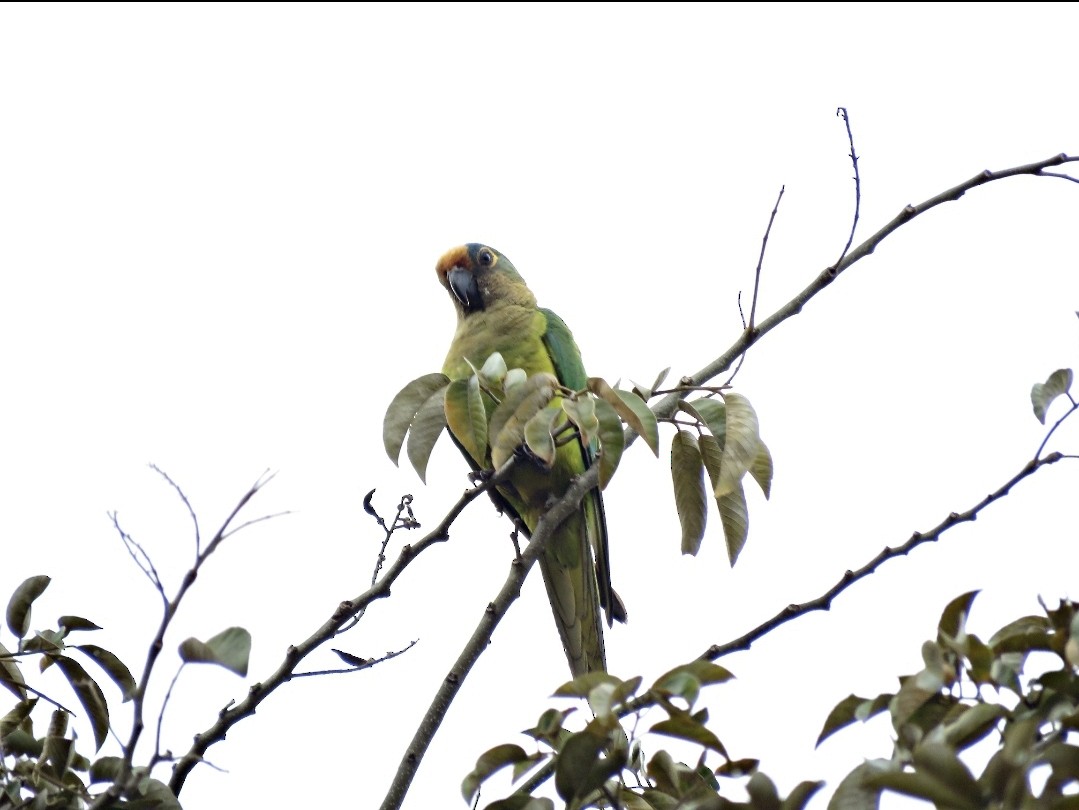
[
  {"left": 699, "top": 452, "right": 1070, "bottom": 661},
  {"left": 167, "top": 457, "right": 520, "bottom": 797}
]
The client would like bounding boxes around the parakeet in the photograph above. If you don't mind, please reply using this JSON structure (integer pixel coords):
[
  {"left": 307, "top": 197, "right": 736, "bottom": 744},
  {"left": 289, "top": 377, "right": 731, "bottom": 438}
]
[{"left": 436, "top": 243, "right": 622, "bottom": 676}]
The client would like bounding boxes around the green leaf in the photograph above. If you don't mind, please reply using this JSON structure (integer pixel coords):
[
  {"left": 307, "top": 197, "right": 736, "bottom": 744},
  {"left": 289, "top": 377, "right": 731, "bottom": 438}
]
[
  {"left": 406, "top": 386, "right": 449, "bottom": 483},
  {"left": 0, "top": 697, "right": 36, "bottom": 740},
  {"left": 6, "top": 575, "right": 51, "bottom": 639},
  {"left": 698, "top": 433, "right": 723, "bottom": 491},
  {"left": 671, "top": 431, "right": 707, "bottom": 556},
  {"left": 749, "top": 439, "right": 773, "bottom": 499},
  {"left": 593, "top": 397, "right": 624, "bottom": 489},
  {"left": 445, "top": 376, "right": 489, "bottom": 466},
  {"left": 938, "top": 589, "right": 980, "bottom": 643},
  {"left": 689, "top": 398, "right": 726, "bottom": 445},
  {"left": 746, "top": 772, "right": 780, "bottom": 810},
  {"left": 461, "top": 743, "right": 532, "bottom": 804},
  {"left": 491, "top": 375, "right": 558, "bottom": 469},
  {"left": 504, "top": 367, "right": 528, "bottom": 391},
  {"left": 89, "top": 755, "right": 124, "bottom": 784},
  {"left": 1031, "top": 368, "right": 1073, "bottom": 424},
  {"left": 718, "top": 479, "right": 749, "bottom": 566},
  {"left": 479, "top": 352, "right": 508, "bottom": 387},
  {"left": 780, "top": 780, "right": 825, "bottom": 810},
  {"left": 867, "top": 769, "right": 981, "bottom": 810},
  {"left": 650, "top": 712, "right": 728, "bottom": 757},
  {"left": 942, "top": 702, "right": 1006, "bottom": 751},
  {"left": 555, "top": 728, "right": 623, "bottom": 803},
  {"left": 524, "top": 403, "right": 561, "bottom": 468},
  {"left": 0, "top": 641, "right": 27, "bottom": 701},
  {"left": 562, "top": 395, "right": 599, "bottom": 447},
  {"left": 588, "top": 378, "right": 660, "bottom": 456},
  {"left": 178, "top": 626, "right": 251, "bottom": 676},
  {"left": 52, "top": 655, "right": 109, "bottom": 751},
  {"left": 816, "top": 693, "right": 892, "bottom": 747},
  {"left": 715, "top": 393, "right": 759, "bottom": 498},
  {"left": 383, "top": 373, "right": 450, "bottom": 463},
  {"left": 58, "top": 616, "right": 102, "bottom": 633},
  {"left": 74, "top": 645, "right": 137, "bottom": 702},
  {"left": 654, "top": 661, "right": 734, "bottom": 690}
]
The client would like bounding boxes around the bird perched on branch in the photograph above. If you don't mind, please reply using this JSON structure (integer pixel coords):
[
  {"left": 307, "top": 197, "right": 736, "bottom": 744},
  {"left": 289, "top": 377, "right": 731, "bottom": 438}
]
[{"left": 437, "top": 243, "right": 623, "bottom": 676}]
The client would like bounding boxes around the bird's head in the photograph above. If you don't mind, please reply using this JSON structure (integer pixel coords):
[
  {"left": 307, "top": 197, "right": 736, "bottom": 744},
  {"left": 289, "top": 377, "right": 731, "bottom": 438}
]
[{"left": 436, "top": 243, "right": 533, "bottom": 315}]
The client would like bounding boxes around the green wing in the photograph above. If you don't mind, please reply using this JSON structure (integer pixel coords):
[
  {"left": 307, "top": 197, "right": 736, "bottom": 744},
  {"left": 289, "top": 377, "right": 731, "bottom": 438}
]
[{"left": 539, "top": 308, "right": 618, "bottom": 627}]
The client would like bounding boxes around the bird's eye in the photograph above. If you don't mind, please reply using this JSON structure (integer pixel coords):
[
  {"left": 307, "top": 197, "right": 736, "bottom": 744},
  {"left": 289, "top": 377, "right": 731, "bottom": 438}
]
[{"left": 478, "top": 248, "right": 494, "bottom": 267}]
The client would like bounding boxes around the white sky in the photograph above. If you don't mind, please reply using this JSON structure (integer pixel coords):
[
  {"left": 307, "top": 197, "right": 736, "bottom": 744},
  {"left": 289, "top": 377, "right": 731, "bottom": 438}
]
[{"left": 2, "top": 3, "right": 1078, "bottom": 808}]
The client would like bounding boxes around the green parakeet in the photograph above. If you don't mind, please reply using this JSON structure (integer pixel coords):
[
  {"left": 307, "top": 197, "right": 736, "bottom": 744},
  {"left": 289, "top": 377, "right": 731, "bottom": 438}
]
[{"left": 436, "top": 243, "right": 623, "bottom": 676}]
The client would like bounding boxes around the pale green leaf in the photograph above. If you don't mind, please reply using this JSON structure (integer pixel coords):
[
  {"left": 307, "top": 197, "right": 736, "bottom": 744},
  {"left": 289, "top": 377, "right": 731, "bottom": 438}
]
[
  {"left": 671, "top": 431, "right": 707, "bottom": 555},
  {"left": 479, "top": 352, "right": 508, "bottom": 387},
  {"left": 587, "top": 378, "right": 659, "bottom": 455},
  {"left": 445, "top": 376, "right": 488, "bottom": 465},
  {"left": 461, "top": 743, "right": 532, "bottom": 804},
  {"left": 1031, "top": 368, "right": 1073, "bottom": 424},
  {"left": 6, "top": 575, "right": 51, "bottom": 640},
  {"left": 749, "top": 438, "right": 773, "bottom": 499},
  {"left": 715, "top": 393, "right": 759, "bottom": 497},
  {"left": 52, "top": 656, "right": 109, "bottom": 751},
  {"left": 490, "top": 372, "right": 560, "bottom": 450},
  {"left": 688, "top": 397, "right": 726, "bottom": 446},
  {"left": 650, "top": 713, "right": 728, "bottom": 757},
  {"left": 491, "top": 375, "right": 558, "bottom": 469},
  {"left": 0, "top": 641, "right": 27, "bottom": 701},
  {"left": 524, "top": 403, "right": 561, "bottom": 468},
  {"left": 75, "top": 645, "right": 137, "bottom": 702},
  {"left": 504, "top": 367, "right": 528, "bottom": 391},
  {"left": 405, "top": 386, "right": 448, "bottom": 483},
  {"left": 718, "top": 479, "right": 748, "bottom": 566},
  {"left": 562, "top": 394, "right": 599, "bottom": 447},
  {"left": 382, "top": 373, "right": 449, "bottom": 464},
  {"left": 178, "top": 626, "right": 251, "bottom": 676},
  {"left": 698, "top": 433, "right": 723, "bottom": 490},
  {"left": 594, "top": 397, "right": 624, "bottom": 489}
]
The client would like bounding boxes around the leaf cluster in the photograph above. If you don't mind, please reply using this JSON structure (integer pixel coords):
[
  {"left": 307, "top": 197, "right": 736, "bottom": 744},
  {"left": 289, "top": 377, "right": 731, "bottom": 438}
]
[
  {"left": 462, "top": 662, "right": 821, "bottom": 810},
  {"left": 383, "top": 353, "right": 661, "bottom": 488},
  {"left": 1, "top": 575, "right": 251, "bottom": 808},
  {"left": 821, "top": 591, "right": 1079, "bottom": 808}
]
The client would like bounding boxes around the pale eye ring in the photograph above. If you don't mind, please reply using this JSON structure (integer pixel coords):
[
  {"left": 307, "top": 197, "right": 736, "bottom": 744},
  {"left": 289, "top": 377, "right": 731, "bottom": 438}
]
[{"left": 478, "top": 248, "right": 494, "bottom": 267}]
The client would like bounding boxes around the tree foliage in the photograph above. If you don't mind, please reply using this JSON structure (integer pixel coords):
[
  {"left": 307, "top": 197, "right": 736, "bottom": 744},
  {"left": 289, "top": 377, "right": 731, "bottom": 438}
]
[{"left": 2, "top": 143, "right": 1078, "bottom": 809}]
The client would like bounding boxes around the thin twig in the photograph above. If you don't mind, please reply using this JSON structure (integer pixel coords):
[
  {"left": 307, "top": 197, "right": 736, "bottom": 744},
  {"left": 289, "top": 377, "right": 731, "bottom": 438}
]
[
  {"left": 294, "top": 640, "right": 418, "bottom": 677},
  {"left": 150, "top": 463, "right": 200, "bottom": 557},
  {"left": 110, "top": 514, "right": 166, "bottom": 604},
  {"left": 1034, "top": 400, "right": 1079, "bottom": 460},
  {"left": 832, "top": 107, "right": 861, "bottom": 270},
  {"left": 726, "top": 184, "right": 785, "bottom": 386},
  {"left": 153, "top": 664, "right": 185, "bottom": 767}
]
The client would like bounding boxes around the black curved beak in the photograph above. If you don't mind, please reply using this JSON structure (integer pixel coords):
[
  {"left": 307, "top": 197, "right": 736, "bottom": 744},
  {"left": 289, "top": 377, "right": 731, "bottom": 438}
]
[{"left": 447, "top": 267, "right": 483, "bottom": 312}]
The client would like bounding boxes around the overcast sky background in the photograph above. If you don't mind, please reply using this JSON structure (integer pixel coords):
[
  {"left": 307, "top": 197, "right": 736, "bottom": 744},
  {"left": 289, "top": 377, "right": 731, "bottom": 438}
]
[{"left": 2, "top": 3, "right": 1078, "bottom": 808}]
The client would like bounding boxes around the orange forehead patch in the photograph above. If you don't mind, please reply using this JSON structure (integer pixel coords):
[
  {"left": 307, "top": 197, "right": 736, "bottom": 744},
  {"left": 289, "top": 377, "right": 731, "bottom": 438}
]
[{"left": 435, "top": 245, "right": 470, "bottom": 280}]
